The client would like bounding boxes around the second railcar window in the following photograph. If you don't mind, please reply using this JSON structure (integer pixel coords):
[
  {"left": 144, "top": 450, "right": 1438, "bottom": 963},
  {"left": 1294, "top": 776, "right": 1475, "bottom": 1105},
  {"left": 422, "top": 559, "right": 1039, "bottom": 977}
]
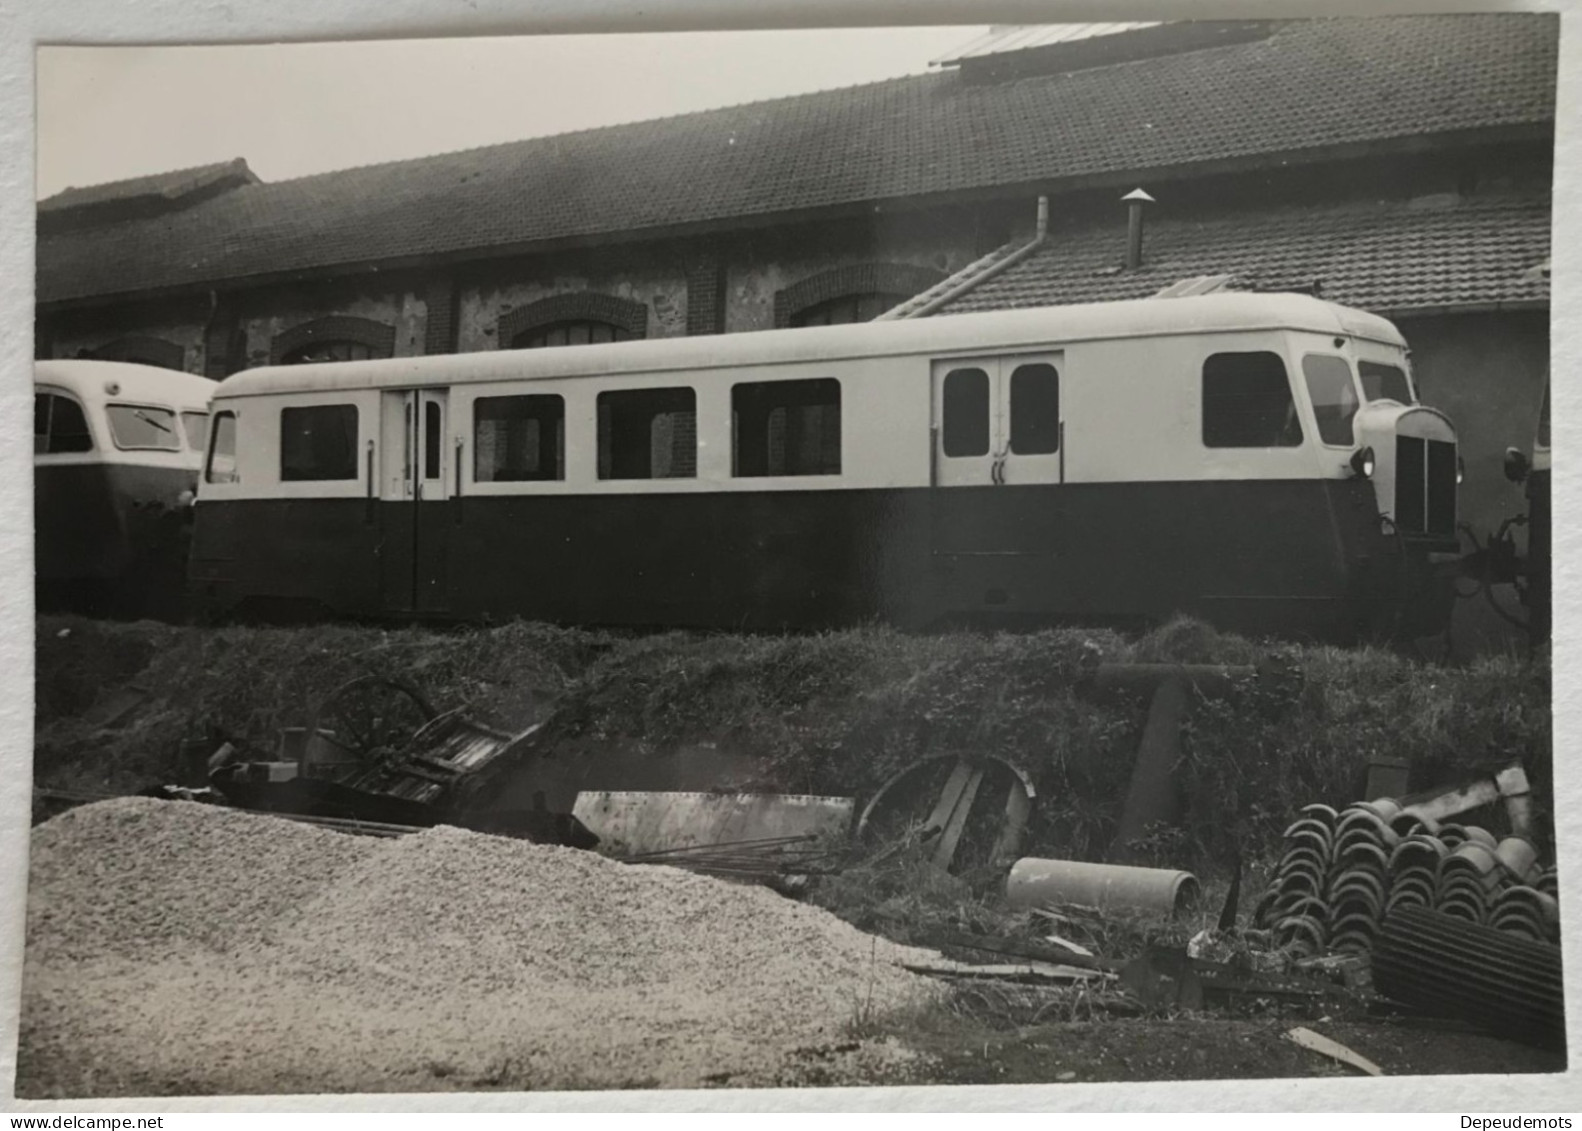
[
  {"left": 1202, "top": 352, "right": 1303, "bottom": 448},
  {"left": 598, "top": 387, "right": 696, "bottom": 480},
  {"left": 280, "top": 404, "right": 359, "bottom": 481},
  {"left": 475, "top": 394, "right": 565, "bottom": 482},
  {"left": 732, "top": 379, "right": 841, "bottom": 477}
]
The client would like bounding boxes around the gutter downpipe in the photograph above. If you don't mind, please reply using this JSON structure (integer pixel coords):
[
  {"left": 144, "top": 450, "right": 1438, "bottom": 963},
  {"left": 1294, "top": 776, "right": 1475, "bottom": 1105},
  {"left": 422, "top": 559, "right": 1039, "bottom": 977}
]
[{"left": 904, "top": 195, "right": 1049, "bottom": 319}]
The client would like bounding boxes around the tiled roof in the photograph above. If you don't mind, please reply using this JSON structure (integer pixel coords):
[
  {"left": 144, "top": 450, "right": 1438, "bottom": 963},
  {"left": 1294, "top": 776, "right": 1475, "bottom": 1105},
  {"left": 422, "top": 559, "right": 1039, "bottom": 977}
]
[
  {"left": 934, "top": 192, "right": 1552, "bottom": 316},
  {"left": 37, "top": 14, "right": 1556, "bottom": 305},
  {"left": 38, "top": 158, "right": 256, "bottom": 214}
]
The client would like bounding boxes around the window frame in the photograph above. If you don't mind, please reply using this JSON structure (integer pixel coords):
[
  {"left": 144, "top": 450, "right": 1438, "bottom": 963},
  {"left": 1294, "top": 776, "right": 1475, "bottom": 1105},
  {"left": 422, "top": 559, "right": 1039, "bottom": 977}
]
[
  {"left": 1007, "top": 361, "right": 1061, "bottom": 456},
  {"left": 1300, "top": 353, "right": 1363, "bottom": 449},
  {"left": 512, "top": 320, "right": 635, "bottom": 350},
  {"left": 730, "top": 377, "right": 842, "bottom": 478},
  {"left": 596, "top": 386, "right": 698, "bottom": 481},
  {"left": 104, "top": 401, "right": 182, "bottom": 453},
  {"left": 33, "top": 389, "right": 95, "bottom": 456},
  {"left": 941, "top": 366, "right": 992, "bottom": 459},
  {"left": 279, "top": 403, "right": 361, "bottom": 483},
  {"left": 205, "top": 410, "right": 239, "bottom": 485},
  {"left": 1201, "top": 350, "right": 1305, "bottom": 450},
  {"left": 473, "top": 393, "right": 567, "bottom": 484},
  {"left": 1358, "top": 359, "right": 1415, "bottom": 406}
]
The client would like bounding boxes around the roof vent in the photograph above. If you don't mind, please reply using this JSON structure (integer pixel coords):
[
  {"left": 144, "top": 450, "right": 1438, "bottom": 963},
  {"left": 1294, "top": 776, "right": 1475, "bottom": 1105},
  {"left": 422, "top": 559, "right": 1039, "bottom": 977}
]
[{"left": 1122, "top": 188, "right": 1155, "bottom": 271}]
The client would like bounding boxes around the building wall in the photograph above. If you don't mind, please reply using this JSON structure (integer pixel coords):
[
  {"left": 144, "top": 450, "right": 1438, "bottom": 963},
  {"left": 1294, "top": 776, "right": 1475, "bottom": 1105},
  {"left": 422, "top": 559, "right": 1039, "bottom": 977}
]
[
  {"left": 456, "top": 250, "right": 689, "bottom": 353},
  {"left": 723, "top": 209, "right": 988, "bottom": 333},
  {"left": 46, "top": 297, "right": 211, "bottom": 374},
  {"left": 236, "top": 285, "right": 426, "bottom": 368}
]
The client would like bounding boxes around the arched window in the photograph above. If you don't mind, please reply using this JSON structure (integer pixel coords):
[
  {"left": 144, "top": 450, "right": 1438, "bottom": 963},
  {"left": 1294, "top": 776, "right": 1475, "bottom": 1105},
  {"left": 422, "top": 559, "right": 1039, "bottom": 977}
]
[
  {"left": 281, "top": 341, "right": 375, "bottom": 365},
  {"left": 270, "top": 316, "right": 395, "bottom": 366},
  {"left": 775, "top": 263, "right": 947, "bottom": 329},
  {"left": 88, "top": 336, "right": 186, "bottom": 371},
  {"left": 498, "top": 293, "right": 648, "bottom": 350},
  {"left": 513, "top": 320, "right": 637, "bottom": 349},
  {"left": 788, "top": 293, "right": 914, "bottom": 328}
]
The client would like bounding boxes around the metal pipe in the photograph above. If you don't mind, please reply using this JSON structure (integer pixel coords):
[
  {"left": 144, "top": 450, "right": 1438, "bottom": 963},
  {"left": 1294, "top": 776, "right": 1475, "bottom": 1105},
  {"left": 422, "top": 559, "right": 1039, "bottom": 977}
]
[{"left": 1006, "top": 857, "right": 1200, "bottom": 918}]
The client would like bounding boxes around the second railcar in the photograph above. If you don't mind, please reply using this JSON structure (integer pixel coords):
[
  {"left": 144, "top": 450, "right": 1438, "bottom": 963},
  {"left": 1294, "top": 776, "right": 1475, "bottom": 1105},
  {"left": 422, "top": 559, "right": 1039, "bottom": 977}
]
[{"left": 190, "top": 293, "right": 1460, "bottom": 642}]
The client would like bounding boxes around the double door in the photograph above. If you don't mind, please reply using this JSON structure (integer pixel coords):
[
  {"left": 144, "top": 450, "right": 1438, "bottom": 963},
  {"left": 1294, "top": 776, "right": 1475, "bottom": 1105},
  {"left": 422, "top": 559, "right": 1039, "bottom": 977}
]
[
  {"left": 928, "top": 353, "right": 1065, "bottom": 607},
  {"left": 932, "top": 353, "right": 1064, "bottom": 488},
  {"left": 379, "top": 388, "right": 453, "bottom": 613}
]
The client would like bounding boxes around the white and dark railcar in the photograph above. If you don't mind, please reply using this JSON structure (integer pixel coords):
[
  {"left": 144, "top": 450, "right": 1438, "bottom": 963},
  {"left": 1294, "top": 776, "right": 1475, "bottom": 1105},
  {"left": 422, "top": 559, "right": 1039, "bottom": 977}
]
[
  {"left": 35, "top": 359, "right": 215, "bottom": 615},
  {"left": 190, "top": 293, "right": 1461, "bottom": 642}
]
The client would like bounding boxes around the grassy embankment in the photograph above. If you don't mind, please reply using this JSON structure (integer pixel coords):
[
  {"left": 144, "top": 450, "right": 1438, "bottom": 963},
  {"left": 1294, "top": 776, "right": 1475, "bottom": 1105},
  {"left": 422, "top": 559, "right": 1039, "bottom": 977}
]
[{"left": 35, "top": 613, "right": 1551, "bottom": 956}]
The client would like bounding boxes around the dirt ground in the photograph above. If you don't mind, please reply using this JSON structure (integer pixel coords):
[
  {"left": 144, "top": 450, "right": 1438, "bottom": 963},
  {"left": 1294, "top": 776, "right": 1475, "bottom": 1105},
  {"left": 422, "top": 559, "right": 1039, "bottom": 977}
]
[{"left": 865, "top": 1017, "right": 1565, "bottom": 1087}]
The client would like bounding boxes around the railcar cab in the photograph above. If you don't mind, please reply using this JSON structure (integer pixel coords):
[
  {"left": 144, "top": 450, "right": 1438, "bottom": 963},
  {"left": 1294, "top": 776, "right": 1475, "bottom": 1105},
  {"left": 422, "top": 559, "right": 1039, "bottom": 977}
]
[
  {"left": 191, "top": 293, "right": 1459, "bottom": 642},
  {"left": 35, "top": 359, "right": 216, "bottom": 612}
]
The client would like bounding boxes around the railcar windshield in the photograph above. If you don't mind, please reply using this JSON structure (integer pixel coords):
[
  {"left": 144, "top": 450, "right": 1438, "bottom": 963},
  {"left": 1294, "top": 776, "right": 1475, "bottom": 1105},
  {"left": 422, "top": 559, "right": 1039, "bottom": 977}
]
[
  {"left": 105, "top": 403, "right": 180, "bottom": 451},
  {"left": 181, "top": 411, "right": 210, "bottom": 452},
  {"left": 1538, "top": 381, "right": 1551, "bottom": 449},
  {"left": 1358, "top": 360, "right": 1414, "bottom": 404}
]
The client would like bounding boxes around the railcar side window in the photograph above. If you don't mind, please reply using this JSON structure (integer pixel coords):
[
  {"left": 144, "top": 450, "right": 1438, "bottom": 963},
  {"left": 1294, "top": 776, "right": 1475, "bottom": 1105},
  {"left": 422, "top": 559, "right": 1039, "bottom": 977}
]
[
  {"left": 1202, "top": 352, "right": 1303, "bottom": 448},
  {"left": 942, "top": 368, "right": 990, "bottom": 457},
  {"left": 206, "top": 411, "right": 238, "bottom": 484},
  {"left": 1359, "top": 361, "right": 1413, "bottom": 404},
  {"left": 475, "top": 395, "right": 565, "bottom": 482},
  {"left": 597, "top": 388, "right": 696, "bottom": 480},
  {"left": 106, "top": 404, "right": 181, "bottom": 451},
  {"left": 1009, "top": 363, "right": 1060, "bottom": 455},
  {"left": 280, "top": 404, "right": 359, "bottom": 481},
  {"left": 181, "top": 412, "right": 209, "bottom": 452},
  {"left": 732, "top": 379, "right": 841, "bottom": 477},
  {"left": 1301, "top": 355, "right": 1361, "bottom": 447},
  {"left": 33, "top": 393, "right": 93, "bottom": 454}
]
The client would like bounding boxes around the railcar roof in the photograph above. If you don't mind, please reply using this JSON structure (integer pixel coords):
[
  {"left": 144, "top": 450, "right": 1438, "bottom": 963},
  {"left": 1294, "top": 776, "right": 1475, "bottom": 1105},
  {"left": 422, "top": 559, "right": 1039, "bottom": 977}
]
[
  {"left": 214, "top": 293, "right": 1406, "bottom": 399},
  {"left": 35, "top": 359, "right": 218, "bottom": 410}
]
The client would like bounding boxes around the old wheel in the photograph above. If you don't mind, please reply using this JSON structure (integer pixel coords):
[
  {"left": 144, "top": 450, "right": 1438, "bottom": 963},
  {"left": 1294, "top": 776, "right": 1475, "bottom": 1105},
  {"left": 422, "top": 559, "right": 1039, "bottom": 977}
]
[{"left": 304, "top": 674, "right": 438, "bottom": 773}]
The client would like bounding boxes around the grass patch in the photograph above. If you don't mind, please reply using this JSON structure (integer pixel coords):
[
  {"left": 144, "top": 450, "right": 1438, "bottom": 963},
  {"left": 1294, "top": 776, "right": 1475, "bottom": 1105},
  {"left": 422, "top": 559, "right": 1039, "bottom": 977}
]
[{"left": 35, "top": 614, "right": 1552, "bottom": 871}]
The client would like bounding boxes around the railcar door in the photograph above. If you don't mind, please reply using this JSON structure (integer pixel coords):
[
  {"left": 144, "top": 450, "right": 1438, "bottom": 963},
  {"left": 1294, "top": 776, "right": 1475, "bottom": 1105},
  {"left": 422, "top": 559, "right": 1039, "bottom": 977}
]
[
  {"left": 378, "top": 389, "right": 453, "bottom": 613},
  {"left": 929, "top": 353, "right": 1065, "bottom": 613}
]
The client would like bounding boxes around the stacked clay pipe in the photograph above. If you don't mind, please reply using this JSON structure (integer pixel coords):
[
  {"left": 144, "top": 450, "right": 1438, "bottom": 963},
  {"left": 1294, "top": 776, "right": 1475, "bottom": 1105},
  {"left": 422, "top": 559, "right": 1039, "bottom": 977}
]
[{"left": 1253, "top": 798, "right": 1559, "bottom": 959}]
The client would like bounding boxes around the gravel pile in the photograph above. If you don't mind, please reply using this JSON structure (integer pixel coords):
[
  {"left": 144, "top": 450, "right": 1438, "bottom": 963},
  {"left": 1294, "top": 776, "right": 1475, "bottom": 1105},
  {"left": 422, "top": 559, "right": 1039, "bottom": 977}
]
[{"left": 19, "top": 798, "right": 938, "bottom": 1097}]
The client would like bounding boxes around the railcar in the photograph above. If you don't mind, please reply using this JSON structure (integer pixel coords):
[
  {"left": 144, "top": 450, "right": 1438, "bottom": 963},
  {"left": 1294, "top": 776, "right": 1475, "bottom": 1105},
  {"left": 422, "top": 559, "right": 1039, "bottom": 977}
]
[
  {"left": 35, "top": 360, "right": 216, "bottom": 616},
  {"left": 190, "top": 293, "right": 1461, "bottom": 642}
]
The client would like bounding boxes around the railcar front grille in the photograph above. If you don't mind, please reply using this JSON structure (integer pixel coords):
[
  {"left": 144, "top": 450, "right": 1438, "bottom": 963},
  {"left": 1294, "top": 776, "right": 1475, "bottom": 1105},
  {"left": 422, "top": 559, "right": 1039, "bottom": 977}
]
[{"left": 1395, "top": 435, "right": 1456, "bottom": 538}]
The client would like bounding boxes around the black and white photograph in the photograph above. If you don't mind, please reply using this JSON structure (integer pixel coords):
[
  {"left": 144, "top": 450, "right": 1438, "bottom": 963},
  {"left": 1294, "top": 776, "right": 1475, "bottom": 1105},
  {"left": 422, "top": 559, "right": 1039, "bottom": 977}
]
[{"left": 7, "top": 0, "right": 1575, "bottom": 1109}]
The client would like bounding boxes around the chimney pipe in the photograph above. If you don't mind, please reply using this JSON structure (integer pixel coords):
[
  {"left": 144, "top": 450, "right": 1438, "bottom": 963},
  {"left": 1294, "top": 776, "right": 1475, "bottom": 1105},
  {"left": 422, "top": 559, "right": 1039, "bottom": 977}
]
[{"left": 1122, "top": 188, "right": 1155, "bottom": 270}]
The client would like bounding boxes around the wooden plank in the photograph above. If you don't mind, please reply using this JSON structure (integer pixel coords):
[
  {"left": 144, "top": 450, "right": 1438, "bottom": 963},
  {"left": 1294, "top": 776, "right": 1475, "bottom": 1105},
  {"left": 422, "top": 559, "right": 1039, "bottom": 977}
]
[
  {"left": 926, "top": 929, "right": 1118, "bottom": 972},
  {"left": 902, "top": 960, "right": 1106, "bottom": 984},
  {"left": 1285, "top": 1027, "right": 1384, "bottom": 1076},
  {"left": 922, "top": 760, "right": 974, "bottom": 834},
  {"left": 933, "top": 764, "right": 984, "bottom": 869}
]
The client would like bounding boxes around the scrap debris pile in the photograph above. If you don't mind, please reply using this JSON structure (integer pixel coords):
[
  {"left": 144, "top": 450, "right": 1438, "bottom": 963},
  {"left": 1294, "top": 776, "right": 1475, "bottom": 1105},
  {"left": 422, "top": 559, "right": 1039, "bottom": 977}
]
[
  {"left": 1256, "top": 775, "right": 1559, "bottom": 957},
  {"left": 18, "top": 798, "right": 938, "bottom": 1098}
]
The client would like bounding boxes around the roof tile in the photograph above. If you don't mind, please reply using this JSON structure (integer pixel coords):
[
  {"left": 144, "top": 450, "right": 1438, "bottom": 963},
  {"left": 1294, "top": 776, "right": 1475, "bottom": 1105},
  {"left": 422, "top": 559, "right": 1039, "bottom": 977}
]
[{"left": 37, "top": 14, "right": 1557, "bottom": 304}]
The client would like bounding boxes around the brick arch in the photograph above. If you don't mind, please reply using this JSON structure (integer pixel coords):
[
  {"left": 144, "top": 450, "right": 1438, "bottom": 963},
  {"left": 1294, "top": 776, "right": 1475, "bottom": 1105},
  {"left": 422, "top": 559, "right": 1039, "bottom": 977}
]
[
  {"left": 498, "top": 293, "right": 649, "bottom": 348},
  {"left": 270, "top": 315, "right": 395, "bottom": 366},
  {"left": 89, "top": 335, "right": 187, "bottom": 372},
  {"left": 774, "top": 262, "right": 948, "bottom": 328}
]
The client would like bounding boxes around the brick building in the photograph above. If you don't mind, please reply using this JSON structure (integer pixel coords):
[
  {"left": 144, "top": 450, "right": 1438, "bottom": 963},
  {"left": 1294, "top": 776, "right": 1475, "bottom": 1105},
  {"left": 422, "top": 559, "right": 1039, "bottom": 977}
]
[{"left": 35, "top": 15, "right": 1556, "bottom": 645}]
